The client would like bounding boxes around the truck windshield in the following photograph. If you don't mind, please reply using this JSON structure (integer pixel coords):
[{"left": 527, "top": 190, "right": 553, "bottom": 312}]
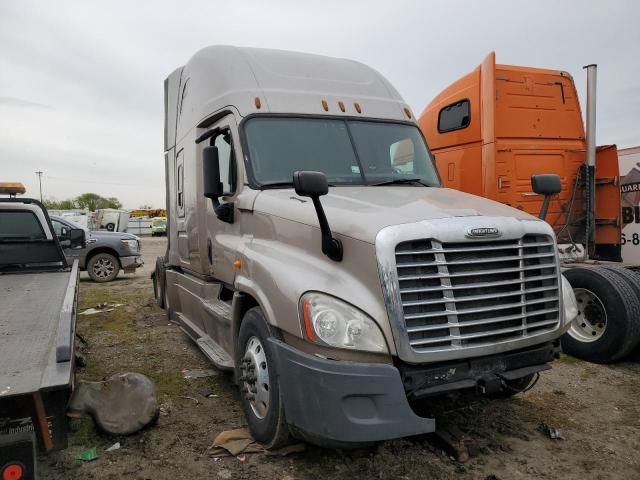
[{"left": 243, "top": 117, "right": 441, "bottom": 187}]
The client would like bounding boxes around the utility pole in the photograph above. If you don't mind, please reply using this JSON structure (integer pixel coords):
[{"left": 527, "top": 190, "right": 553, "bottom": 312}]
[{"left": 35, "top": 171, "right": 43, "bottom": 202}]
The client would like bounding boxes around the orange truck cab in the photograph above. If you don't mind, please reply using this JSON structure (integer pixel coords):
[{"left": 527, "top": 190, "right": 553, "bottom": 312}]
[{"left": 418, "top": 52, "right": 621, "bottom": 262}]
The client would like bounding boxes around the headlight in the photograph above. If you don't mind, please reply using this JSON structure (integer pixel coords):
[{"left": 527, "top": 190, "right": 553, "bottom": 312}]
[
  {"left": 121, "top": 239, "right": 138, "bottom": 252},
  {"left": 561, "top": 274, "right": 578, "bottom": 325},
  {"left": 300, "top": 292, "right": 388, "bottom": 353}
]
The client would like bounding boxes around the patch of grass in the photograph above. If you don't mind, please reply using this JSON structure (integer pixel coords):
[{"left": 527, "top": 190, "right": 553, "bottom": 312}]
[
  {"left": 68, "top": 416, "right": 110, "bottom": 448},
  {"left": 148, "top": 371, "right": 188, "bottom": 399}
]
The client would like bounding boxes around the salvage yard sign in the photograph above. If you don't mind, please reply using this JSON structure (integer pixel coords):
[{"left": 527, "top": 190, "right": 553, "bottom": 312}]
[{"left": 619, "top": 146, "right": 640, "bottom": 264}]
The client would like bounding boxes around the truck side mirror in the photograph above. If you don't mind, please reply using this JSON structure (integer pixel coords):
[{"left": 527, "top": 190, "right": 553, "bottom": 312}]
[
  {"left": 203, "top": 145, "right": 234, "bottom": 223},
  {"left": 293, "top": 171, "right": 329, "bottom": 197},
  {"left": 293, "top": 171, "right": 342, "bottom": 262},
  {"left": 69, "top": 228, "right": 86, "bottom": 249},
  {"left": 531, "top": 174, "right": 561, "bottom": 221},
  {"left": 203, "top": 146, "right": 223, "bottom": 199}
]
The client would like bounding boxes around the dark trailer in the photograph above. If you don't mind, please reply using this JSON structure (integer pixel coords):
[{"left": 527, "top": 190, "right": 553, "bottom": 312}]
[{"left": 0, "top": 185, "right": 84, "bottom": 480}]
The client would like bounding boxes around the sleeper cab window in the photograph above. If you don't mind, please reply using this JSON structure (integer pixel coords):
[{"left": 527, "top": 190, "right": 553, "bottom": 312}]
[
  {"left": 176, "top": 151, "right": 185, "bottom": 216},
  {"left": 438, "top": 99, "right": 470, "bottom": 133}
]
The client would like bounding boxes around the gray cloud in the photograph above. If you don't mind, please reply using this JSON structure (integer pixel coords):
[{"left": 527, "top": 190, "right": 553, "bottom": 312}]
[{"left": 1, "top": 0, "right": 638, "bottom": 208}]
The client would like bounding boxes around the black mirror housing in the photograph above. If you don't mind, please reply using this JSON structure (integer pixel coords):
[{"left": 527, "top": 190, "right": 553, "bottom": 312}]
[
  {"left": 203, "top": 146, "right": 223, "bottom": 199},
  {"left": 293, "top": 171, "right": 329, "bottom": 197},
  {"left": 531, "top": 174, "right": 561, "bottom": 196},
  {"left": 292, "top": 171, "right": 342, "bottom": 262},
  {"left": 531, "top": 174, "right": 561, "bottom": 221},
  {"left": 69, "top": 229, "right": 86, "bottom": 249}
]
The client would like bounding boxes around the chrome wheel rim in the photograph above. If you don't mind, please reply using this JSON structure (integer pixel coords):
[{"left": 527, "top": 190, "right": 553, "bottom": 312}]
[
  {"left": 240, "top": 336, "right": 270, "bottom": 419},
  {"left": 568, "top": 288, "right": 607, "bottom": 342},
  {"left": 93, "top": 257, "right": 115, "bottom": 279}
]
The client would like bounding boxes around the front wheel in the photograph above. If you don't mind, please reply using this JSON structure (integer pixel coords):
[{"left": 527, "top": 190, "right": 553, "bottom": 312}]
[
  {"left": 87, "top": 253, "right": 120, "bottom": 282},
  {"left": 105, "top": 223, "right": 115, "bottom": 232},
  {"left": 237, "top": 307, "right": 290, "bottom": 449}
]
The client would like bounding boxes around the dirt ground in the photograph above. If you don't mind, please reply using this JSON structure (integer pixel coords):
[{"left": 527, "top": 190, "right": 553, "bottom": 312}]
[{"left": 39, "top": 236, "right": 640, "bottom": 480}]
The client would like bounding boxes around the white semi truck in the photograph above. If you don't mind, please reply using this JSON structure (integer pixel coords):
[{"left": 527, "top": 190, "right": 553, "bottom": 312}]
[{"left": 153, "top": 46, "right": 577, "bottom": 448}]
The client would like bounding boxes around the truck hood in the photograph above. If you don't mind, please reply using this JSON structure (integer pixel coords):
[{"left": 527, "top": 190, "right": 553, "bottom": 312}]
[{"left": 253, "top": 186, "right": 539, "bottom": 244}]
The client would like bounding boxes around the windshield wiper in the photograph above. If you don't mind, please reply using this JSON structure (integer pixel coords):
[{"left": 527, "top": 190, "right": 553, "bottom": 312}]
[
  {"left": 260, "top": 182, "right": 295, "bottom": 190},
  {"left": 261, "top": 181, "right": 335, "bottom": 190},
  {"left": 370, "top": 178, "right": 428, "bottom": 186}
]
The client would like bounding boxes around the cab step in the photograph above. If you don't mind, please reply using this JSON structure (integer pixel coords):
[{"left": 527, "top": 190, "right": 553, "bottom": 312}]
[
  {"left": 175, "top": 313, "right": 234, "bottom": 371},
  {"left": 196, "top": 337, "right": 234, "bottom": 371}
]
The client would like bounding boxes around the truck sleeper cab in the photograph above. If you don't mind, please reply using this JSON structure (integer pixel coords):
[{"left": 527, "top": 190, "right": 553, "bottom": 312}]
[{"left": 158, "top": 46, "right": 575, "bottom": 448}]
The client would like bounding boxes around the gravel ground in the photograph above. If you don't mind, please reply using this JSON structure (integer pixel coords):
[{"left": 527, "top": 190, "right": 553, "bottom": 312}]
[{"left": 39, "top": 236, "right": 640, "bottom": 479}]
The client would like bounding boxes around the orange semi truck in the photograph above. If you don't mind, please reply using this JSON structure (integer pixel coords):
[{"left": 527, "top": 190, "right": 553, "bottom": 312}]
[{"left": 418, "top": 53, "right": 640, "bottom": 364}]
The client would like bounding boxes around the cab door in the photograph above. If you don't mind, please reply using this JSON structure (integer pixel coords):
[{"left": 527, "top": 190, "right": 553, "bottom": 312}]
[{"left": 199, "top": 116, "right": 244, "bottom": 286}]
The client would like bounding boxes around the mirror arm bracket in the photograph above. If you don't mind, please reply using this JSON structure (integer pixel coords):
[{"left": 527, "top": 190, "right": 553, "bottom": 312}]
[
  {"left": 311, "top": 197, "right": 343, "bottom": 262},
  {"left": 210, "top": 198, "right": 234, "bottom": 224}
]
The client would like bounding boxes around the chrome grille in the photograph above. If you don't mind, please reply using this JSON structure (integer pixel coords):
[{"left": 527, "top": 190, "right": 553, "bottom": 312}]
[{"left": 395, "top": 235, "right": 560, "bottom": 352}]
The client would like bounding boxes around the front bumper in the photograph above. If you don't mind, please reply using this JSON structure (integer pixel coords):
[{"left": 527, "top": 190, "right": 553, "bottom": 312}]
[
  {"left": 269, "top": 339, "right": 560, "bottom": 446},
  {"left": 269, "top": 339, "right": 435, "bottom": 445},
  {"left": 120, "top": 255, "right": 144, "bottom": 270}
]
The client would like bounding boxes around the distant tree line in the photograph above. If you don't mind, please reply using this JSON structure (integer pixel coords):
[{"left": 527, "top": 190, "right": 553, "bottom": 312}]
[{"left": 44, "top": 193, "right": 123, "bottom": 211}]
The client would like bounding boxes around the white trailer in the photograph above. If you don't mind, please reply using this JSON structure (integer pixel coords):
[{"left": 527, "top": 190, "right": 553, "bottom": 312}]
[{"left": 96, "top": 209, "right": 129, "bottom": 232}]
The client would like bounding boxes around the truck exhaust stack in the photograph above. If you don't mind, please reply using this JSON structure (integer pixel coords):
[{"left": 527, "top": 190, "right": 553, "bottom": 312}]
[{"left": 583, "top": 64, "right": 597, "bottom": 254}]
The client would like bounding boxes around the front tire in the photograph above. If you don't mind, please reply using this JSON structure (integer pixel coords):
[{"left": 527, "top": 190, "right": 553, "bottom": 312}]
[
  {"left": 237, "top": 307, "right": 290, "bottom": 449},
  {"left": 87, "top": 253, "right": 120, "bottom": 282},
  {"left": 105, "top": 223, "right": 115, "bottom": 232}
]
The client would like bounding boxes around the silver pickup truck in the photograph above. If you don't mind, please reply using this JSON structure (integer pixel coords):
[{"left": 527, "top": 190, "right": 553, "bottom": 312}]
[
  {"left": 0, "top": 185, "right": 84, "bottom": 479},
  {"left": 155, "top": 46, "right": 578, "bottom": 449}
]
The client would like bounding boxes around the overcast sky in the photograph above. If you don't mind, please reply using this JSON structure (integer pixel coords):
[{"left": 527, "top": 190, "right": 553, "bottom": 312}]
[{"left": 1, "top": 0, "right": 638, "bottom": 209}]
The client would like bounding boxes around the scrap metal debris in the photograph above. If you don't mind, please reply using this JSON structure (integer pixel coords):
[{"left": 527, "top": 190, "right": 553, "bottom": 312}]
[
  {"left": 432, "top": 425, "right": 472, "bottom": 462},
  {"left": 79, "top": 303, "right": 123, "bottom": 315},
  {"left": 182, "top": 368, "right": 218, "bottom": 379},
  {"left": 540, "top": 423, "right": 564, "bottom": 440},
  {"left": 68, "top": 372, "right": 159, "bottom": 435},
  {"left": 105, "top": 442, "right": 121, "bottom": 452}
]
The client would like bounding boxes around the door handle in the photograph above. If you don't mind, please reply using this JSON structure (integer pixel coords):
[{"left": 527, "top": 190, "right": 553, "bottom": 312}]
[{"left": 207, "top": 238, "right": 213, "bottom": 264}]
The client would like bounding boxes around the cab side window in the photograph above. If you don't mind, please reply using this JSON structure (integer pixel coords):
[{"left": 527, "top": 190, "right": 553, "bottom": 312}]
[
  {"left": 438, "top": 99, "right": 470, "bottom": 133},
  {"left": 51, "top": 219, "right": 64, "bottom": 236},
  {"left": 176, "top": 150, "right": 185, "bottom": 217},
  {"left": 213, "top": 131, "right": 236, "bottom": 195}
]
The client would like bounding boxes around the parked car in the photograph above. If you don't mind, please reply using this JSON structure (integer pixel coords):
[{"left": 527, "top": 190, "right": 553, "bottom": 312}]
[
  {"left": 50, "top": 214, "right": 143, "bottom": 282},
  {"left": 151, "top": 216, "right": 167, "bottom": 236}
]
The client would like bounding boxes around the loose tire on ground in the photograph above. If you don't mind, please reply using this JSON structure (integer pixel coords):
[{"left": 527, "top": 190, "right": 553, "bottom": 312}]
[
  {"left": 87, "top": 252, "right": 120, "bottom": 282},
  {"left": 562, "top": 267, "right": 640, "bottom": 363},
  {"left": 236, "top": 307, "right": 291, "bottom": 449}
]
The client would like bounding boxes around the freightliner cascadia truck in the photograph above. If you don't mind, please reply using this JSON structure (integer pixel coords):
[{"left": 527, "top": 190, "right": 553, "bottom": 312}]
[
  {"left": 418, "top": 53, "right": 640, "bottom": 364},
  {"left": 153, "top": 46, "right": 577, "bottom": 448}
]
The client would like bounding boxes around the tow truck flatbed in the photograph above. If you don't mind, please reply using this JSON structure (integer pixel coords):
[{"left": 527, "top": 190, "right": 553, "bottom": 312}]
[{"left": 0, "top": 262, "right": 78, "bottom": 399}]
